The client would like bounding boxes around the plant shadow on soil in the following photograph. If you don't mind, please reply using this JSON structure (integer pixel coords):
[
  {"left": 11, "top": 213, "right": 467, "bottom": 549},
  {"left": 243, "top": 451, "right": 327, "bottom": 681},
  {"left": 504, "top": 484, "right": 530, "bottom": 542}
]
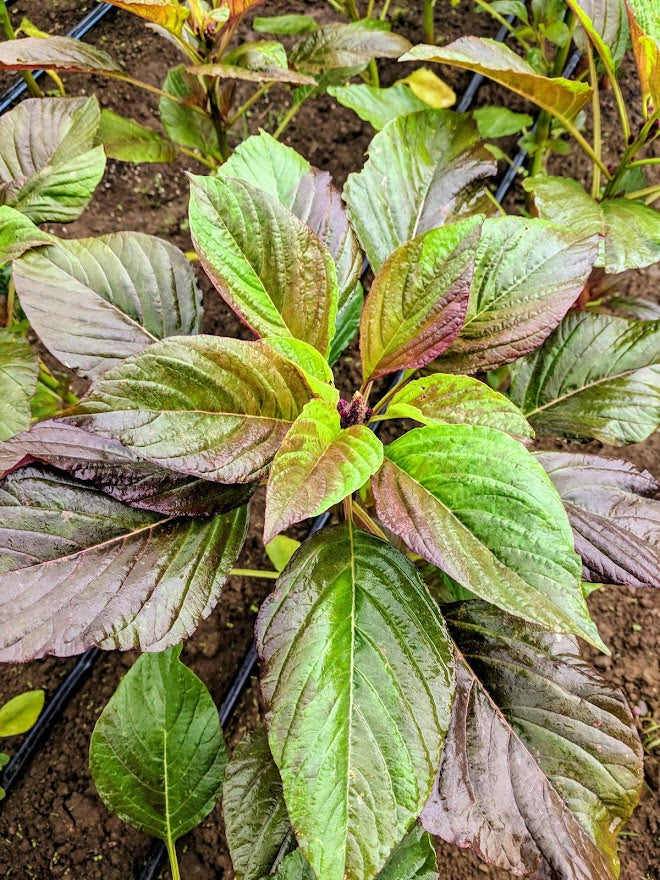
[{"left": 0, "top": 1, "right": 657, "bottom": 878}]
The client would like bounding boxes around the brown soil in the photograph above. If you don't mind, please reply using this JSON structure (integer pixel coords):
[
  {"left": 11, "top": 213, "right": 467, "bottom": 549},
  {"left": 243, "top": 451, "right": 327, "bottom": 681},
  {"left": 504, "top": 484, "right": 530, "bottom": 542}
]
[{"left": 0, "top": 2, "right": 658, "bottom": 879}]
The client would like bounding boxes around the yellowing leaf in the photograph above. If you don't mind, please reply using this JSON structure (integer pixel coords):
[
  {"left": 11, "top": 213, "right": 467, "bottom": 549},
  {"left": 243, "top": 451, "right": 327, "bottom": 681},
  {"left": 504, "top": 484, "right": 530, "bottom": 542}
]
[
  {"left": 400, "top": 67, "right": 456, "bottom": 109},
  {"left": 104, "top": 0, "right": 189, "bottom": 35}
]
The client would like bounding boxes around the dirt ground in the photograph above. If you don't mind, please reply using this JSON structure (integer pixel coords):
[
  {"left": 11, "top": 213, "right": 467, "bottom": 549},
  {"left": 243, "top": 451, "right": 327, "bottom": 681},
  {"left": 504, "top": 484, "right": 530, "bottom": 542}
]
[{"left": 0, "top": 1, "right": 657, "bottom": 878}]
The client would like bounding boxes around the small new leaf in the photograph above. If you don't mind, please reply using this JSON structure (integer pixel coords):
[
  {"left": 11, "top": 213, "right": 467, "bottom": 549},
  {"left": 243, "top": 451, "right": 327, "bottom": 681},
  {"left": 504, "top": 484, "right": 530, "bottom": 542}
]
[{"left": 0, "top": 689, "right": 44, "bottom": 737}]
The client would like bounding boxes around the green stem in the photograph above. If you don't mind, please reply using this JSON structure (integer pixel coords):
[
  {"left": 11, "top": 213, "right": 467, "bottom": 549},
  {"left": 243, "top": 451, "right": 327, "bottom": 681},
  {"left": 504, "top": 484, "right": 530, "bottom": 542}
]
[
  {"left": 227, "top": 82, "right": 273, "bottom": 127},
  {"left": 473, "top": 0, "right": 530, "bottom": 51},
  {"left": 166, "top": 838, "right": 181, "bottom": 880},
  {"left": 206, "top": 79, "right": 229, "bottom": 162},
  {"left": 345, "top": 0, "right": 360, "bottom": 20},
  {"left": 604, "top": 109, "right": 660, "bottom": 197},
  {"left": 587, "top": 44, "right": 602, "bottom": 198},
  {"left": 272, "top": 98, "right": 305, "bottom": 139},
  {"left": 530, "top": 111, "right": 552, "bottom": 177},
  {"left": 177, "top": 146, "right": 216, "bottom": 169},
  {"left": 366, "top": 59, "right": 380, "bottom": 87},
  {"left": 423, "top": 0, "right": 434, "bottom": 43},
  {"left": 353, "top": 503, "right": 388, "bottom": 541},
  {"left": 0, "top": 1, "right": 42, "bottom": 97},
  {"left": 628, "top": 157, "right": 660, "bottom": 168},
  {"left": 326, "top": 0, "right": 344, "bottom": 13},
  {"left": 230, "top": 568, "right": 279, "bottom": 579},
  {"left": 624, "top": 184, "right": 660, "bottom": 201},
  {"left": 369, "top": 369, "right": 414, "bottom": 416},
  {"left": 379, "top": 0, "right": 392, "bottom": 19},
  {"left": 366, "top": 0, "right": 375, "bottom": 17}
]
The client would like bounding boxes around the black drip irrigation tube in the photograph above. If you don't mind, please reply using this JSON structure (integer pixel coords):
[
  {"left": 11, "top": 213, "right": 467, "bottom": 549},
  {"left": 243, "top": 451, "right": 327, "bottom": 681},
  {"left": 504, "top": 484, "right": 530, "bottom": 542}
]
[{"left": 0, "top": 8, "right": 583, "bottom": 879}]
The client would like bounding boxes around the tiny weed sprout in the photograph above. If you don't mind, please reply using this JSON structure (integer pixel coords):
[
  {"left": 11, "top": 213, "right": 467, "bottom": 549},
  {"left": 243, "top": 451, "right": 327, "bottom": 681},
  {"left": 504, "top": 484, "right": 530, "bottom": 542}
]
[{"left": 0, "top": 0, "right": 658, "bottom": 878}]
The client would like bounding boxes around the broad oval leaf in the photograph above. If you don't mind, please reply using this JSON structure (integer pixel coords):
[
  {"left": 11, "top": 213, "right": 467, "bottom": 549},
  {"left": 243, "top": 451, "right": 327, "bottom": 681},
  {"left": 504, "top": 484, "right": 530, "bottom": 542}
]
[
  {"left": 327, "top": 83, "right": 429, "bottom": 130},
  {"left": 72, "top": 336, "right": 314, "bottom": 484},
  {"left": 13, "top": 232, "right": 202, "bottom": 379},
  {"left": 372, "top": 425, "right": 605, "bottom": 649},
  {"left": 94, "top": 108, "right": 177, "bottom": 163},
  {"left": 343, "top": 109, "right": 496, "bottom": 270},
  {"left": 189, "top": 175, "right": 338, "bottom": 356},
  {"left": 525, "top": 176, "right": 660, "bottom": 274},
  {"left": 537, "top": 451, "right": 660, "bottom": 588},
  {"left": 187, "top": 63, "right": 316, "bottom": 86},
  {"left": 264, "top": 399, "right": 384, "bottom": 542},
  {"left": 422, "top": 601, "right": 643, "bottom": 880},
  {"left": 509, "top": 312, "right": 660, "bottom": 445},
  {"left": 0, "top": 332, "right": 38, "bottom": 442},
  {"left": 360, "top": 218, "right": 481, "bottom": 382},
  {"left": 432, "top": 216, "right": 598, "bottom": 373},
  {"left": 262, "top": 337, "right": 338, "bottom": 404},
  {"left": 0, "top": 419, "right": 253, "bottom": 516},
  {"left": 0, "top": 36, "right": 120, "bottom": 74},
  {"left": 290, "top": 22, "right": 411, "bottom": 73},
  {"left": 103, "top": 0, "right": 189, "bottom": 34},
  {"left": 568, "top": 0, "right": 630, "bottom": 70},
  {"left": 0, "top": 689, "right": 44, "bottom": 737},
  {"left": 0, "top": 206, "right": 52, "bottom": 263},
  {"left": 379, "top": 374, "right": 533, "bottom": 439},
  {"left": 0, "top": 465, "right": 248, "bottom": 660},
  {"left": 223, "top": 724, "right": 295, "bottom": 880},
  {"left": 0, "top": 96, "right": 106, "bottom": 223},
  {"left": 159, "top": 65, "right": 221, "bottom": 158},
  {"left": 90, "top": 645, "right": 226, "bottom": 844},
  {"left": 256, "top": 523, "right": 454, "bottom": 880},
  {"left": 218, "top": 132, "right": 362, "bottom": 362},
  {"left": 402, "top": 38, "right": 592, "bottom": 129}
]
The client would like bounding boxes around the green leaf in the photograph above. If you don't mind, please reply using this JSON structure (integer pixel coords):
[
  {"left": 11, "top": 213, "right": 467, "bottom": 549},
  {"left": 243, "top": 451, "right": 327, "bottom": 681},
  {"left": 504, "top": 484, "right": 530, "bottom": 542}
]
[
  {"left": 94, "top": 109, "right": 177, "bottom": 163},
  {"left": 159, "top": 66, "right": 220, "bottom": 157},
  {"left": 264, "top": 399, "right": 384, "bottom": 542},
  {"left": 218, "top": 132, "right": 362, "bottom": 360},
  {"left": 290, "top": 22, "right": 411, "bottom": 73},
  {"left": 189, "top": 175, "right": 338, "bottom": 357},
  {"left": 262, "top": 337, "right": 338, "bottom": 404},
  {"left": 509, "top": 312, "right": 660, "bottom": 445},
  {"left": 373, "top": 425, "right": 605, "bottom": 650},
  {"left": 253, "top": 14, "right": 318, "bottom": 35},
  {"left": 0, "top": 36, "right": 120, "bottom": 75},
  {"left": 0, "top": 97, "right": 105, "bottom": 223},
  {"left": 524, "top": 176, "right": 660, "bottom": 274},
  {"left": 224, "top": 41, "right": 288, "bottom": 71},
  {"left": 265, "top": 535, "right": 301, "bottom": 572},
  {"left": 73, "top": 336, "right": 314, "bottom": 484},
  {"left": 402, "top": 38, "right": 593, "bottom": 131},
  {"left": 188, "top": 63, "right": 316, "bottom": 86},
  {"left": 344, "top": 109, "right": 496, "bottom": 270},
  {"left": 0, "top": 464, "right": 248, "bottom": 660},
  {"left": 422, "top": 601, "right": 643, "bottom": 879},
  {"left": 567, "top": 0, "right": 629, "bottom": 71},
  {"left": 0, "top": 206, "right": 52, "bottom": 264},
  {"left": 256, "top": 523, "right": 454, "bottom": 880},
  {"left": 223, "top": 725, "right": 295, "bottom": 880},
  {"left": 90, "top": 645, "right": 225, "bottom": 847},
  {"left": 360, "top": 218, "right": 482, "bottom": 381},
  {"left": 432, "top": 216, "right": 598, "bottom": 373},
  {"left": 0, "top": 332, "right": 38, "bottom": 442},
  {"left": 380, "top": 374, "right": 533, "bottom": 439},
  {"left": 0, "top": 689, "right": 44, "bottom": 736},
  {"left": 269, "top": 851, "right": 314, "bottom": 880},
  {"left": 473, "top": 105, "right": 533, "bottom": 137},
  {"left": 328, "top": 83, "right": 428, "bottom": 130},
  {"left": 0, "top": 752, "right": 8, "bottom": 768},
  {"left": 103, "top": 0, "right": 189, "bottom": 34},
  {"left": 13, "top": 232, "right": 202, "bottom": 379}
]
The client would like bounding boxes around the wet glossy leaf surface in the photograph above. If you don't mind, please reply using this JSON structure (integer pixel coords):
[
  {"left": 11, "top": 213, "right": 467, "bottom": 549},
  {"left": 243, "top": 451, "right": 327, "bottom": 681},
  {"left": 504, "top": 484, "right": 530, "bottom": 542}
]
[
  {"left": 373, "top": 425, "right": 604, "bottom": 649},
  {"left": 256, "top": 524, "right": 454, "bottom": 880},
  {"left": 14, "top": 232, "right": 202, "bottom": 378},
  {"left": 538, "top": 451, "right": 660, "bottom": 588},
  {"left": 432, "top": 216, "right": 598, "bottom": 373},
  {"left": 422, "top": 601, "right": 643, "bottom": 880},
  {"left": 72, "top": 336, "right": 314, "bottom": 484},
  {"left": 344, "top": 109, "right": 495, "bottom": 270},
  {"left": 189, "top": 175, "right": 338, "bottom": 356},
  {"left": 360, "top": 219, "right": 481, "bottom": 381},
  {"left": 90, "top": 646, "right": 225, "bottom": 842},
  {"left": 0, "top": 465, "right": 248, "bottom": 660},
  {"left": 509, "top": 312, "right": 660, "bottom": 445},
  {"left": 264, "top": 399, "right": 383, "bottom": 541}
]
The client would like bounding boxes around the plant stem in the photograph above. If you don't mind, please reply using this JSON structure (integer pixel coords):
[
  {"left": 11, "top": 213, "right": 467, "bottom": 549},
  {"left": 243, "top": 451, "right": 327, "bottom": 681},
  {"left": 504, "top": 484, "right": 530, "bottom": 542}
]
[
  {"left": 166, "top": 838, "right": 181, "bottom": 880},
  {"left": 423, "top": 0, "right": 434, "bottom": 43},
  {"left": 345, "top": 0, "right": 360, "bottom": 20},
  {"left": 604, "top": 109, "right": 660, "bottom": 197},
  {"left": 177, "top": 146, "right": 216, "bottom": 169},
  {"left": 227, "top": 82, "right": 273, "bottom": 127},
  {"left": 0, "top": 0, "right": 42, "bottom": 97},
  {"left": 624, "top": 184, "right": 660, "bottom": 201},
  {"left": 587, "top": 44, "right": 602, "bottom": 198},
  {"left": 628, "top": 157, "right": 660, "bottom": 168},
  {"left": 343, "top": 495, "right": 353, "bottom": 525},
  {"left": 5, "top": 275, "right": 14, "bottom": 329},
  {"left": 472, "top": 0, "right": 530, "bottom": 50},
  {"left": 369, "top": 370, "right": 413, "bottom": 416},
  {"left": 379, "top": 0, "right": 392, "bottom": 20},
  {"left": 272, "top": 98, "right": 305, "bottom": 139},
  {"left": 353, "top": 503, "right": 388, "bottom": 540},
  {"left": 230, "top": 568, "right": 279, "bottom": 579},
  {"left": 366, "top": 0, "right": 375, "bottom": 18}
]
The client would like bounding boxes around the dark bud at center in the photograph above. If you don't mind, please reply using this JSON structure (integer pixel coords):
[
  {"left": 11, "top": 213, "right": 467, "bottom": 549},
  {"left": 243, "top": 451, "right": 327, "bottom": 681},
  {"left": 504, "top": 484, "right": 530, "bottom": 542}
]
[{"left": 337, "top": 393, "right": 373, "bottom": 429}]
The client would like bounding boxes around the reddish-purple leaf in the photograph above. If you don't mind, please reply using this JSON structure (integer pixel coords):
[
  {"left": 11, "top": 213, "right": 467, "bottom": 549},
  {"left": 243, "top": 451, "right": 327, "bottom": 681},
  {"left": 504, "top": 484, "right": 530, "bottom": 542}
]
[{"left": 537, "top": 452, "right": 659, "bottom": 588}]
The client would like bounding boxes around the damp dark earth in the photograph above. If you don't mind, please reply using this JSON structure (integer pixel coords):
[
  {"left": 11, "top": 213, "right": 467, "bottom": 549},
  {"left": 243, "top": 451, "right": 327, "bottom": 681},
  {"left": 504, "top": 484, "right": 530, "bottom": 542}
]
[{"left": 0, "top": 2, "right": 658, "bottom": 880}]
